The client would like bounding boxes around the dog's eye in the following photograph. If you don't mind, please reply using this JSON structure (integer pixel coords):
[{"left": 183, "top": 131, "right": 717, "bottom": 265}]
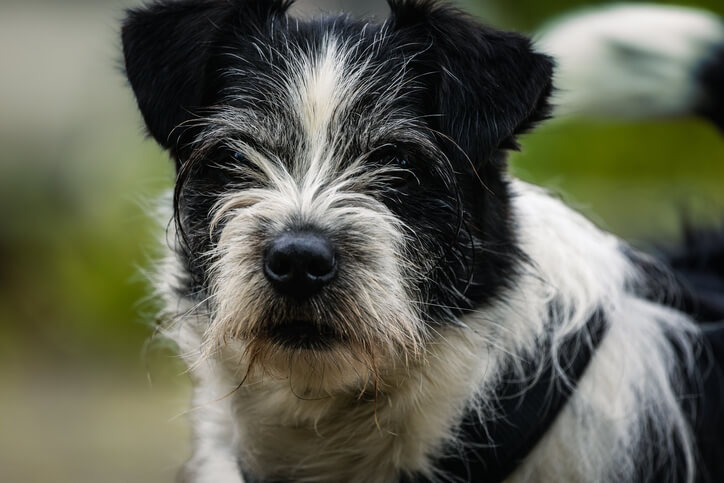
[
  {"left": 392, "top": 157, "right": 408, "bottom": 169},
  {"left": 232, "top": 152, "right": 247, "bottom": 163},
  {"left": 386, "top": 156, "right": 415, "bottom": 188},
  {"left": 369, "top": 145, "right": 419, "bottom": 190}
]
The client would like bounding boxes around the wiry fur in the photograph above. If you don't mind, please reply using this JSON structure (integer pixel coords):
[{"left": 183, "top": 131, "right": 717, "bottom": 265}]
[
  {"left": 157, "top": 180, "right": 702, "bottom": 483},
  {"left": 121, "top": 1, "right": 724, "bottom": 482}
]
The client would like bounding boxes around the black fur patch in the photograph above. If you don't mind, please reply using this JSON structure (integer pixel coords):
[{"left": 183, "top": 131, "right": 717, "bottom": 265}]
[
  {"left": 625, "top": 228, "right": 724, "bottom": 323},
  {"left": 696, "top": 43, "right": 724, "bottom": 132},
  {"left": 669, "top": 227, "right": 724, "bottom": 321},
  {"left": 624, "top": 234, "right": 724, "bottom": 482}
]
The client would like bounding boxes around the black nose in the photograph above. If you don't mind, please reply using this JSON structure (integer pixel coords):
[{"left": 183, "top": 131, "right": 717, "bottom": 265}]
[{"left": 264, "top": 232, "right": 338, "bottom": 298}]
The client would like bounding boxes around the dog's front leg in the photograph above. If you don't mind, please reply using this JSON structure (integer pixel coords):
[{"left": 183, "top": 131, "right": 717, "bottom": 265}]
[
  {"left": 178, "top": 376, "right": 245, "bottom": 483},
  {"left": 179, "top": 453, "right": 243, "bottom": 483}
]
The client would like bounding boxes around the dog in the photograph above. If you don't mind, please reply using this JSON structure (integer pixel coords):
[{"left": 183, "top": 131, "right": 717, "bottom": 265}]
[{"left": 121, "top": 1, "right": 724, "bottom": 481}]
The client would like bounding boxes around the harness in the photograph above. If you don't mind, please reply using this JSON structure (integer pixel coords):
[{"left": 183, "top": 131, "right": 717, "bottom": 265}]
[{"left": 403, "top": 310, "right": 609, "bottom": 483}]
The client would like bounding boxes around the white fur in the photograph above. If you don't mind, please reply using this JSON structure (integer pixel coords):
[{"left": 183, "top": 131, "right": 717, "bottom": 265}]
[
  {"left": 537, "top": 4, "right": 724, "bottom": 119},
  {"left": 294, "top": 37, "right": 348, "bottom": 139}
]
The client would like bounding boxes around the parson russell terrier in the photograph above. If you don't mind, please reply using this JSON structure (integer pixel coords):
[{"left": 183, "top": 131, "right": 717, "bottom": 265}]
[{"left": 121, "top": 1, "right": 724, "bottom": 481}]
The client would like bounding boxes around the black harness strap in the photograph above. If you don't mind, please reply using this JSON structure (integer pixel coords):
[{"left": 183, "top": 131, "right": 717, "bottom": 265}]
[{"left": 403, "top": 310, "right": 609, "bottom": 483}]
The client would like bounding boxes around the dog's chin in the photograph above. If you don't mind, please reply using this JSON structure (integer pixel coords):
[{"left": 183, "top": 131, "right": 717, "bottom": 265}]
[
  {"left": 261, "top": 319, "right": 341, "bottom": 351},
  {"left": 228, "top": 321, "right": 378, "bottom": 395}
]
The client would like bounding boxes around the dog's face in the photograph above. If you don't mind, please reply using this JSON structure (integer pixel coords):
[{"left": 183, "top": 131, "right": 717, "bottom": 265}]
[{"left": 123, "top": 0, "right": 553, "bottom": 391}]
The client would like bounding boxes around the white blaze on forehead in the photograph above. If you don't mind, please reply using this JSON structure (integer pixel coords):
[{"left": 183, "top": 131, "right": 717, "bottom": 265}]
[
  {"left": 286, "top": 35, "right": 364, "bottom": 192},
  {"left": 297, "top": 37, "right": 347, "bottom": 140}
]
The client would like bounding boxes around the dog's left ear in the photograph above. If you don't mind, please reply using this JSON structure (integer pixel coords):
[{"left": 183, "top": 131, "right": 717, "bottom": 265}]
[{"left": 388, "top": 0, "right": 554, "bottom": 162}]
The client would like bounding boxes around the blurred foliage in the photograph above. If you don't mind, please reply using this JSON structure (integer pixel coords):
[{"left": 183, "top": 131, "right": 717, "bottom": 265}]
[{"left": 0, "top": 138, "right": 171, "bottom": 368}]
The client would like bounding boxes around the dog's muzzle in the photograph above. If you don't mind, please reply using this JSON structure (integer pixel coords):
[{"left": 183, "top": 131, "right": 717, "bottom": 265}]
[{"left": 263, "top": 231, "right": 338, "bottom": 300}]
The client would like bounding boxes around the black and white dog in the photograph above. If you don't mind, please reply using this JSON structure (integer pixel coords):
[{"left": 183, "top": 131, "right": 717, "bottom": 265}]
[{"left": 121, "top": 1, "right": 724, "bottom": 481}]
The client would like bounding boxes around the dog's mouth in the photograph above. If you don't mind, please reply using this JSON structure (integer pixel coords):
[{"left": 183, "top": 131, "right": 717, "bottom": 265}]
[{"left": 261, "top": 319, "right": 340, "bottom": 350}]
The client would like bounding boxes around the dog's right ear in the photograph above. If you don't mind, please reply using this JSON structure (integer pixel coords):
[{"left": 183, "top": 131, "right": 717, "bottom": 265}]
[{"left": 122, "top": 0, "right": 292, "bottom": 162}]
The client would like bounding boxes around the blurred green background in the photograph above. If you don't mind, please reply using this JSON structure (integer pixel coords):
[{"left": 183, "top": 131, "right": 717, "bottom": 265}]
[{"left": 0, "top": 0, "right": 721, "bottom": 482}]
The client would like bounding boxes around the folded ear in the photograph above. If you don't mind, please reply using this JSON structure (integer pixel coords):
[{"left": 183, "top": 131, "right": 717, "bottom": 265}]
[
  {"left": 121, "top": 0, "right": 293, "bottom": 159},
  {"left": 388, "top": 0, "right": 554, "bottom": 162}
]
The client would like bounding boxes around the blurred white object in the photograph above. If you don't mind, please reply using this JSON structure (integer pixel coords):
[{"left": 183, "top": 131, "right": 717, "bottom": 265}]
[{"left": 536, "top": 4, "right": 724, "bottom": 124}]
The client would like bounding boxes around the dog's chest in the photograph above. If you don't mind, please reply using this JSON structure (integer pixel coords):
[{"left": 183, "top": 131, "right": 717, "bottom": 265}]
[
  {"left": 229, "top": 387, "right": 411, "bottom": 482},
  {"left": 221, "top": 334, "right": 489, "bottom": 482},
  {"left": 227, "top": 371, "right": 473, "bottom": 483}
]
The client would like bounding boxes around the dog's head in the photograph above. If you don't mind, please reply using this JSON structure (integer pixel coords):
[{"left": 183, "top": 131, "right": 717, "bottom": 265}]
[{"left": 123, "top": 0, "right": 553, "bottom": 392}]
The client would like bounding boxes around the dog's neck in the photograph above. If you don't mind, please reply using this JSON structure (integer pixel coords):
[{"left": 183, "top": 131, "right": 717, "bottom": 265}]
[
  {"left": 222, "top": 327, "right": 486, "bottom": 482},
  {"left": 194, "top": 298, "right": 605, "bottom": 483}
]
